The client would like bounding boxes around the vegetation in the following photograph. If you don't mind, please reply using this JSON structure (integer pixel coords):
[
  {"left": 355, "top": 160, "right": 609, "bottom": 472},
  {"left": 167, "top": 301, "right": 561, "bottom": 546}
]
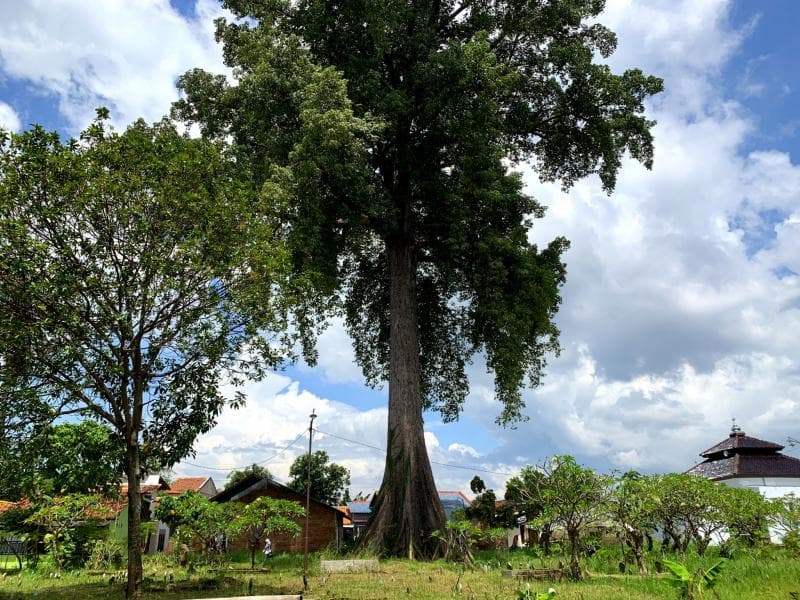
[
  {"left": 225, "top": 464, "right": 273, "bottom": 490},
  {"left": 174, "top": 0, "right": 663, "bottom": 558},
  {"left": 3, "top": 546, "right": 800, "bottom": 599},
  {"left": 231, "top": 496, "right": 304, "bottom": 568},
  {"left": 287, "top": 450, "right": 351, "bottom": 506},
  {"left": 0, "top": 114, "right": 295, "bottom": 599}
]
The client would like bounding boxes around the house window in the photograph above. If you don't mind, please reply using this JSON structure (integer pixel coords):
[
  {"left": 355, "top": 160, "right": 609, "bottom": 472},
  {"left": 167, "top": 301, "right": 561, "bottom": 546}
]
[{"left": 157, "top": 530, "right": 166, "bottom": 552}]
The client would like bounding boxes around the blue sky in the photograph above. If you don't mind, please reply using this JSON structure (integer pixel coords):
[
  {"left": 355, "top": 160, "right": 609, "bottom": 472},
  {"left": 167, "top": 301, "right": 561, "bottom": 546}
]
[{"left": 1, "top": 0, "right": 798, "bottom": 495}]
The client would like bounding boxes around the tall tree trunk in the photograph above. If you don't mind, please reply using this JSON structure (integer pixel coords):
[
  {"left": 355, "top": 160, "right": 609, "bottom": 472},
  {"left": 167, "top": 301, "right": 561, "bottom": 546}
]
[
  {"left": 126, "top": 442, "right": 143, "bottom": 600},
  {"left": 358, "top": 239, "right": 446, "bottom": 558}
]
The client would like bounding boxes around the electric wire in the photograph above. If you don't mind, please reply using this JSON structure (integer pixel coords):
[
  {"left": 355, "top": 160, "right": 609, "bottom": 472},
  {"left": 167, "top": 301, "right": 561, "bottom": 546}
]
[{"left": 181, "top": 428, "right": 308, "bottom": 472}]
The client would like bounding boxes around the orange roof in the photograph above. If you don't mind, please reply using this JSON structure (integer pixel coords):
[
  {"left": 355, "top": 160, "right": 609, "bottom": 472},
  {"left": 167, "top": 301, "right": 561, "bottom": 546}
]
[{"left": 163, "top": 477, "right": 210, "bottom": 495}]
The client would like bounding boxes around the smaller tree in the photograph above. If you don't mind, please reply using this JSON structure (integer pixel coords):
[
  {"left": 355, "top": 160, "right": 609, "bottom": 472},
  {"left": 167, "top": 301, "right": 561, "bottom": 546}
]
[
  {"left": 25, "top": 493, "right": 112, "bottom": 572},
  {"left": 719, "top": 486, "right": 774, "bottom": 548},
  {"left": 287, "top": 451, "right": 350, "bottom": 506},
  {"left": 505, "top": 466, "right": 551, "bottom": 554},
  {"left": 230, "top": 497, "right": 304, "bottom": 568},
  {"left": 226, "top": 464, "right": 273, "bottom": 490},
  {"left": 609, "top": 472, "right": 660, "bottom": 574},
  {"left": 154, "top": 491, "right": 234, "bottom": 560},
  {"left": 512, "top": 456, "right": 611, "bottom": 580}
]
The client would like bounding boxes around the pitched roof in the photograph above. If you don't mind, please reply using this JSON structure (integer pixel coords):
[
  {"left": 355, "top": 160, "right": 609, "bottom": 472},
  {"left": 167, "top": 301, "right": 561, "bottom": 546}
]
[
  {"left": 700, "top": 432, "right": 784, "bottom": 457},
  {"left": 687, "top": 453, "right": 800, "bottom": 481},
  {"left": 163, "top": 477, "right": 212, "bottom": 496},
  {"left": 212, "top": 476, "right": 341, "bottom": 515}
]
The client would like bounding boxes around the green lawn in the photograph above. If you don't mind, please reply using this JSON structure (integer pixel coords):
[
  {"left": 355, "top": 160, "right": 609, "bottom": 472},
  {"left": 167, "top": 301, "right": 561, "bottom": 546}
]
[{"left": 1, "top": 546, "right": 799, "bottom": 599}]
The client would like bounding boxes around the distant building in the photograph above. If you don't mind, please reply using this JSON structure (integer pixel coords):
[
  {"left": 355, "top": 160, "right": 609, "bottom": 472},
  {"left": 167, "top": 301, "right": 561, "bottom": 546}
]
[
  {"left": 214, "top": 474, "right": 344, "bottom": 553},
  {"left": 437, "top": 490, "right": 473, "bottom": 520},
  {"left": 686, "top": 423, "right": 800, "bottom": 541}
]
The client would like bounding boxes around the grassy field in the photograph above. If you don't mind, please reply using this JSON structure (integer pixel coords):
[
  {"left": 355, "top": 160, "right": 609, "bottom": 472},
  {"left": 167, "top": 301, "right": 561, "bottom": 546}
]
[{"left": 1, "top": 546, "right": 799, "bottom": 599}]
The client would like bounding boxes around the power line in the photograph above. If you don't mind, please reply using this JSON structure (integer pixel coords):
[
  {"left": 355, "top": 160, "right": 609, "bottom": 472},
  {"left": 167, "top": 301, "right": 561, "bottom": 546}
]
[
  {"left": 315, "top": 428, "right": 516, "bottom": 477},
  {"left": 182, "top": 428, "right": 308, "bottom": 472}
]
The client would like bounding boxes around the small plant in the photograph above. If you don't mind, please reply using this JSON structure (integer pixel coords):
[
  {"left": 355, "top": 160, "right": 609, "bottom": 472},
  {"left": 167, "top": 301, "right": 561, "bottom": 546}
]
[
  {"left": 662, "top": 558, "right": 725, "bottom": 599},
  {"left": 515, "top": 584, "right": 556, "bottom": 600}
]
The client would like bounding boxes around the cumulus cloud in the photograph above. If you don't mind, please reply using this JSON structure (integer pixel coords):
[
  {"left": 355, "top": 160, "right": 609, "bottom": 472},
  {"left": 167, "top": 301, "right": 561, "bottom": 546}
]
[
  {"left": 4, "top": 0, "right": 796, "bottom": 498},
  {"left": 0, "top": 101, "right": 20, "bottom": 131},
  {"left": 0, "top": 0, "right": 228, "bottom": 131}
]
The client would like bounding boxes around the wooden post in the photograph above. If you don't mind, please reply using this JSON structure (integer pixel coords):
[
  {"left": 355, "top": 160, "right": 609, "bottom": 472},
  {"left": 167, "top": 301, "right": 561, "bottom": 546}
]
[{"left": 303, "top": 409, "right": 316, "bottom": 591}]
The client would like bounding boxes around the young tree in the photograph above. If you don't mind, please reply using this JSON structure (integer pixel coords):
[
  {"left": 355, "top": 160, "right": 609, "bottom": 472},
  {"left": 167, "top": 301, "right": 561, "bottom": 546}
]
[
  {"left": 226, "top": 464, "right": 274, "bottom": 490},
  {"left": 174, "top": 0, "right": 662, "bottom": 557},
  {"left": 25, "top": 493, "right": 112, "bottom": 573},
  {"left": 505, "top": 464, "right": 552, "bottom": 553},
  {"left": 510, "top": 456, "right": 611, "bottom": 580},
  {"left": 609, "top": 472, "right": 660, "bottom": 574},
  {"left": 287, "top": 450, "right": 351, "bottom": 506},
  {"left": 154, "top": 491, "right": 236, "bottom": 559},
  {"left": 0, "top": 115, "right": 293, "bottom": 598},
  {"left": 230, "top": 496, "right": 304, "bottom": 568}
]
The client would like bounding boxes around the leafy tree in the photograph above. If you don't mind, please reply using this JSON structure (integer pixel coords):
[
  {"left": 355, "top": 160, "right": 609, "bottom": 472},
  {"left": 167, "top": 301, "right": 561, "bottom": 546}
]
[
  {"left": 0, "top": 115, "right": 292, "bottom": 598},
  {"left": 32, "top": 421, "right": 123, "bottom": 496},
  {"left": 154, "top": 491, "right": 236, "bottom": 559},
  {"left": 464, "top": 476, "right": 513, "bottom": 530},
  {"left": 609, "top": 472, "right": 660, "bottom": 574},
  {"left": 230, "top": 496, "right": 304, "bottom": 568},
  {"left": 287, "top": 450, "right": 351, "bottom": 506},
  {"left": 510, "top": 456, "right": 611, "bottom": 580},
  {"left": 654, "top": 474, "right": 726, "bottom": 556},
  {"left": 226, "top": 464, "right": 274, "bottom": 489},
  {"left": 174, "top": 0, "right": 662, "bottom": 557},
  {"left": 25, "top": 493, "right": 112, "bottom": 573},
  {"left": 505, "top": 464, "right": 552, "bottom": 553},
  {"left": 718, "top": 486, "right": 774, "bottom": 548}
]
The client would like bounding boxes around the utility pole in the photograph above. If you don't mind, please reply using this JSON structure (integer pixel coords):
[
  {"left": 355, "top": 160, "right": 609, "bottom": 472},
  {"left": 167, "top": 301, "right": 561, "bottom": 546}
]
[{"left": 303, "top": 408, "right": 316, "bottom": 591}]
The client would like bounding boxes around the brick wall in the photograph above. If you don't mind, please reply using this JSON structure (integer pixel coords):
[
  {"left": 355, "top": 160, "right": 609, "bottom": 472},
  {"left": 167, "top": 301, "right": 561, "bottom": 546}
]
[{"left": 226, "top": 485, "right": 343, "bottom": 553}]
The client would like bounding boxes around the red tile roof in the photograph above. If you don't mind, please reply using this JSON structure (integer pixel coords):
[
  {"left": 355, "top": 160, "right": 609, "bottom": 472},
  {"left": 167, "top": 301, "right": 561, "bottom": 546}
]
[{"left": 163, "top": 477, "right": 210, "bottom": 496}]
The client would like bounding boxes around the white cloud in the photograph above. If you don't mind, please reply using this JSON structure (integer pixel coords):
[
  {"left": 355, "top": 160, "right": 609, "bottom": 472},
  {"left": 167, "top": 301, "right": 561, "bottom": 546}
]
[
  {"left": 0, "top": 0, "right": 228, "bottom": 131},
  {"left": 0, "top": 101, "right": 20, "bottom": 131},
  {"left": 5, "top": 0, "right": 796, "bottom": 498}
]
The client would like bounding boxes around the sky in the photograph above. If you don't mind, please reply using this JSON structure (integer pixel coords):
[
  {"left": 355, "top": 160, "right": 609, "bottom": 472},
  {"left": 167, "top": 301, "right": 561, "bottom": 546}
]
[{"left": 1, "top": 0, "right": 798, "bottom": 498}]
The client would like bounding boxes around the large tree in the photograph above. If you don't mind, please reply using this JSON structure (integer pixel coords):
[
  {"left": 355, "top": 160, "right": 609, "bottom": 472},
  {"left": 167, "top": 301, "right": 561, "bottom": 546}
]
[
  {"left": 0, "top": 114, "right": 292, "bottom": 598},
  {"left": 287, "top": 450, "right": 351, "bottom": 506},
  {"left": 174, "top": 0, "right": 662, "bottom": 558},
  {"left": 226, "top": 463, "right": 274, "bottom": 489}
]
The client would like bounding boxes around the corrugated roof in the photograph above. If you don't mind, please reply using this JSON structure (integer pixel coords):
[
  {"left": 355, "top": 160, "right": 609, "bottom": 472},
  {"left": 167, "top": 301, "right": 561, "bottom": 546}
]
[{"left": 346, "top": 501, "right": 371, "bottom": 515}]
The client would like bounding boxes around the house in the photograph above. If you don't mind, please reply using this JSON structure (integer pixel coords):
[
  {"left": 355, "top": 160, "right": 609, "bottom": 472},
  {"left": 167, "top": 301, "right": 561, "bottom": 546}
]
[
  {"left": 345, "top": 501, "right": 371, "bottom": 538},
  {"left": 162, "top": 476, "right": 217, "bottom": 499},
  {"left": 213, "top": 474, "right": 344, "bottom": 553},
  {"left": 686, "top": 424, "right": 800, "bottom": 493},
  {"left": 686, "top": 423, "right": 800, "bottom": 541}
]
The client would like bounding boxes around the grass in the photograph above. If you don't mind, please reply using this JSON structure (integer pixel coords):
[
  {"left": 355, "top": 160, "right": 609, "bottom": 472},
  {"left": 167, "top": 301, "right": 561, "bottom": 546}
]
[{"left": 1, "top": 545, "right": 800, "bottom": 599}]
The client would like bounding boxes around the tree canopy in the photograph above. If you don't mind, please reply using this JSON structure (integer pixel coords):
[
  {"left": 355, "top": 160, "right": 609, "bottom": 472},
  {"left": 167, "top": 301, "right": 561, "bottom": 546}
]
[
  {"left": 0, "top": 113, "right": 294, "bottom": 598},
  {"left": 226, "top": 464, "right": 274, "bottom": 489},
  {"left": 173, "top": 0, "right": 662, "bottom": 558},
  {"left": 287, "top": 450, "right": 351, "bottom": 506}
]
